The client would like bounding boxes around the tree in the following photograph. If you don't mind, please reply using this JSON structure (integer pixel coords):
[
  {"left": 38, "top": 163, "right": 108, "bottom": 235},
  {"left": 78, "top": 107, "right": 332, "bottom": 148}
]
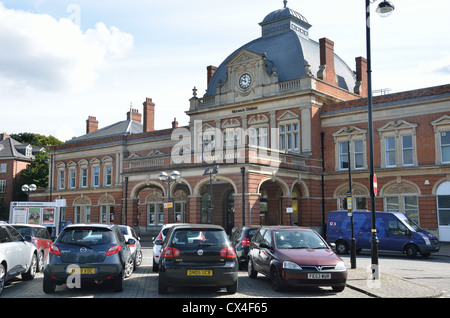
[
  {"left": 13, "top": 151, "right": 50, "bottom": 201},
  {"left": 10, "top": 132, "right": 63, "bottom": 147}
]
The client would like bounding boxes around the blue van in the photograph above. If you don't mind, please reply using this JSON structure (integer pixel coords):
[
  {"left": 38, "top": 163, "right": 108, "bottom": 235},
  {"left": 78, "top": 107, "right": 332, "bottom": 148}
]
[{"left": 326, "top": 210, "right": 440, "bottom": 258}]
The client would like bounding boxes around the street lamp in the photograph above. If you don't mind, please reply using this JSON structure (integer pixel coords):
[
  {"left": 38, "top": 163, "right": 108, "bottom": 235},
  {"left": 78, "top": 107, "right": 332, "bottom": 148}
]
[
  {"left": 21, "top": 184, "right": 37, "bottom": 200},
  {"left": 365, "top": 0, "right": 395, "bottom": 280},
  {"left": 159, "top": 171, "right": 181, "bottom": 223},
  {"left": 203, "top": 165, "right": 219, "bottom": 223}
]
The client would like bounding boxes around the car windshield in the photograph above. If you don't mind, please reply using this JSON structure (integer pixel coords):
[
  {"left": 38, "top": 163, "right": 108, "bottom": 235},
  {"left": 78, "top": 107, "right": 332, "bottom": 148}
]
[
  {"left": 57, "top": 228, "right": 114, "bottom": 247},
  {"left": 171, "top": 229, "right": 228, "bottom": 246},
  {"left": 13, "top": 226, "right": 33, "bottom": 237},
  {"left": 274, "top": 230, "right": 328, "bottom": 249}
]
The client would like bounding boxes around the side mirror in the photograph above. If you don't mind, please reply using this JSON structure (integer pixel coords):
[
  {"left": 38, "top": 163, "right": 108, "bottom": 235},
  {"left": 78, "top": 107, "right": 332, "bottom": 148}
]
[
  {"left": 259, "top": 242, "right": 270, "bottom": 249},
  {"left": 127, "top": 238, "right": 136, "bottom": 245},
  {"left": 24, "top": 235, "right": 33, "bottom": 243}
]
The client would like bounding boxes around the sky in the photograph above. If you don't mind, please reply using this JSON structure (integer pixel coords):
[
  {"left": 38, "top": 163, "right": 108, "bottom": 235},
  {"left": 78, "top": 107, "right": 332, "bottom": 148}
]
[{"left": 1, "top": 0, "right": 449, "bottom": 142}]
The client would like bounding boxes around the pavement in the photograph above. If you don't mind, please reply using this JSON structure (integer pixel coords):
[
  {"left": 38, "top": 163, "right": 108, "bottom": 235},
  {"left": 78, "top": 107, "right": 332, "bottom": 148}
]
[{"left": 140, "top": 236, "right": 449, "bottom": 298}]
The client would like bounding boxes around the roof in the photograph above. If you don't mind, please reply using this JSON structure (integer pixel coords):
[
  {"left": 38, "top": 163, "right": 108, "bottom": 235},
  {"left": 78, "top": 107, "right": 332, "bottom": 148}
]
[
  {"left": 66, "top": 119, "right": 143, "bottom": 144},
  {"left": 0, "top": 137, "right": 34, "bottom": 160},
  {"left": 204, "top": 4, "right": 355, "bottom": 97}
]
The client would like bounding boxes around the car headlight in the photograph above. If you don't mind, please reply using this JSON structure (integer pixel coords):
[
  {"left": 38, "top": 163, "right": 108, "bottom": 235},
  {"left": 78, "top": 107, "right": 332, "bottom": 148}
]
[
  {"left": 283, "top": 261, "right": 302, "bottom": 270},
  {"left": 334, "top": 261, "right": 347, "bottom": 271}
]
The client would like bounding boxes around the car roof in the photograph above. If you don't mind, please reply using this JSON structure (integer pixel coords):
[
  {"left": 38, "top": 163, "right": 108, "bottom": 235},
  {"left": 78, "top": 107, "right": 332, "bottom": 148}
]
[
  {"left": 11, "top": 223, "right": 46, "bottom": 228},
  {"left": 170, "top": 224, "right": 225, "bottom": 231},
  {"left": 64, "top": 223, "right": 115, "bottom": 230},
  {"left": 261, "top": 225, "right": 314, "bottom": 231}
]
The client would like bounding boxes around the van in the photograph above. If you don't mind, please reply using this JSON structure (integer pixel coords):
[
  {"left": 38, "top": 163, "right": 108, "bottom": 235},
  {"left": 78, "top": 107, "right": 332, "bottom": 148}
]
[{"left": 326, "top": 210, "right": 440, "bottom": 258}]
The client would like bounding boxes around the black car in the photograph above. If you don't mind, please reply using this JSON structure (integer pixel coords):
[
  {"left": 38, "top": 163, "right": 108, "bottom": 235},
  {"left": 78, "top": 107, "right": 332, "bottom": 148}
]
[
  {"left": 230, "top": 225, "right": 260, "bottom": 269},
  {"left": 43, "top": 224, "right": 135, "bottom": 293},
  {"left": 158, "top": 224, "right": 238, "bottom": 294}
]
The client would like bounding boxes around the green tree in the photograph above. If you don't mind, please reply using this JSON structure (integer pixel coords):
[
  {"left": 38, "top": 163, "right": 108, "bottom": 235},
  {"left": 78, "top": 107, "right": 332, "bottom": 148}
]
[{"left": 13, "top": 152, "right": 50, "bottom": 201}]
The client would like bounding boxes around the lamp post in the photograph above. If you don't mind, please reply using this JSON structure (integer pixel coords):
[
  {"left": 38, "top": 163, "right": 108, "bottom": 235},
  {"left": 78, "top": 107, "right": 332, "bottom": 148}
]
[
  {"left": 21, "top": 184, "right": 37, "bottom": 200},
  {"left": 159, "top": 171, "right": 180, "bottom": 223},
  {"left": 365, "top": 0, "right": 395, "bottom": 280},
  {"left": 203, "top": 165, "right": 219, "bottom": 223}
]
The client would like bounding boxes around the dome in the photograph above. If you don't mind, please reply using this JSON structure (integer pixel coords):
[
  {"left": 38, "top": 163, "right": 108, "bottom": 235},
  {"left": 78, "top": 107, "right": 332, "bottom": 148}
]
[{"left": 204, "top": 3, "right": 356, "bottom": 98}]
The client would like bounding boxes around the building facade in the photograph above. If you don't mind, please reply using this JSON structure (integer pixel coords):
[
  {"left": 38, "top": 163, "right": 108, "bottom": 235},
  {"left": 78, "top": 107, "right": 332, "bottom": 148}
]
[{"left": 31, "top": 4, "right": 450, "bottom": 240}]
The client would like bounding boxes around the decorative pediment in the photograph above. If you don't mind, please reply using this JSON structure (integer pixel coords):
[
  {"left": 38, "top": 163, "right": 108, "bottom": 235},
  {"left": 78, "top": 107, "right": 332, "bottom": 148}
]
[
  {"left": 248, "top": 114, "right": 269, "bottom": 125},
  {"left": 222, "top": 118, "right": 241, "bottom": 129},
  {"left": 377, "top": 120, "right": 417, "bottom": 132},
  {"left": 277, "top": 110, "right": 299, "bottom": 121},
  {"left": 147, "top": 150, "right": 166, "bottom": 157},
  {"left": 431, "top": 115, "right": 450, "bottom": 128},
  {"left": 226, "top": 49, "right": 264, "bottom": 68},
  {"left": 332, "top": 126, "right": 367, "bottom": 138}
]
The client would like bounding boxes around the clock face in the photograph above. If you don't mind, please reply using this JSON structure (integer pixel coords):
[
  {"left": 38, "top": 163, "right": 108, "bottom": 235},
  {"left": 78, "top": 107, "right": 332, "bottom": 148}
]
[{"left": 239, "top": 73, "right": 252, "bottom": 90}]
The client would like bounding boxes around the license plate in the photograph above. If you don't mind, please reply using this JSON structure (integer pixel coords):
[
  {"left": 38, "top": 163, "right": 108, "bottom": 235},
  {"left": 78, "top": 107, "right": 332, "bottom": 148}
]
[
  {"left": 67, "top": 267, "right": 96, "bottom": 275},
  {"left": 308, "top": 273, "right": 331, "bottom": 279},
  {"left": 187, "top": 269, "right": 212, "bottom": 276}
]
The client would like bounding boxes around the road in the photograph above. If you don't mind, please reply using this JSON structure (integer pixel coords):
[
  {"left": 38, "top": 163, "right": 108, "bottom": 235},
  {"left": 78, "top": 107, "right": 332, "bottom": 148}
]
[{"left": 1, "top": 248, "right": 449, "bottom": 299}]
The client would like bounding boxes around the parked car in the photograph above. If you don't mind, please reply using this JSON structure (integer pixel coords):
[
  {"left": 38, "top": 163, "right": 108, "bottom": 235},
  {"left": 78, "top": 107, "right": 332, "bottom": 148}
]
[
  {"left": 12, "top": 224, "right": 52, "bottom": 272},
  {"left": 43, "top": 223, "right": 135, "bottom": 294},
  {"left": 248, "top": 226, "right": 347, "bottom": 292},
  {"left": 152, "top": 223, "right": 187, "bottom": 271},
  {"left": 230, "top": 225, "right": 260, "bottom": 269},
  {"left": 119, "top": 225, "right": 143, "bottom": 268},
  {"left": 158, "top": 224, "right": 238, "bottom": 294},
  {"left": 326, "top": 210, "right": 440, "bottom": 258},
  {"left": 0, "top": 222, "right": 37, "bottom": 296}
]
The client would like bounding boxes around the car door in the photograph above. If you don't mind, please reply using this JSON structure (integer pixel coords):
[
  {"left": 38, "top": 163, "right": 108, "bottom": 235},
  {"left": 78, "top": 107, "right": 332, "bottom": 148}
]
[
  {"left": 249, "top": 229, "right": 265, "bottom": 271},
  {"left": 7, "top": 226, "right": 30, "bottom": 268},
  {"left": 0, "top": 225, "right": 22, "bottom": 273},
  {"left": 258, "top": 229, "right": 274, "bottom": 276}
]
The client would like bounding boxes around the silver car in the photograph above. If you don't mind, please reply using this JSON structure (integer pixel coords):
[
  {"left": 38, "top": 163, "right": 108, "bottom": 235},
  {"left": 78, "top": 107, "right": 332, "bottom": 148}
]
[
  {"left": 152, "top": 223, "right": 187, "bottom": 271},
  {"left": 0, "top": 222, "right": 38, "bottom": 296},
  {"left": 119, "top": 225, "right": 143, "bottom": 268}
]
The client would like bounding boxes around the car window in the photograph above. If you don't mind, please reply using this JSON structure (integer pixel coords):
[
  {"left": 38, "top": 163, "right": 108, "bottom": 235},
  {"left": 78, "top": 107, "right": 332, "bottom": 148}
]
[
  {"left": 0, "top": 227, "right": 11, "bottom": 243},
  {"left": 14, "top": 226, "right": 33, "bottom": 237},
  {"left": 274, "top": 230, "right": 327, "bottom": 249},
  {"left": 7, "top": 226, "right": 24, "bottom": 242},
  {"left": 58, "top": 228, "right": 114, "bottom": 247},
  {"left": 252, "top": 229, "right": 265, "bottom": 244},
  {"left": 247, "top": 228, "right": 258, "bottom": 238},
  {"left": 171, "top": 229, "right": 228, "bottom": 246},
  {"left": 262, "top": 230, "right": 272, "bottom": 246}
]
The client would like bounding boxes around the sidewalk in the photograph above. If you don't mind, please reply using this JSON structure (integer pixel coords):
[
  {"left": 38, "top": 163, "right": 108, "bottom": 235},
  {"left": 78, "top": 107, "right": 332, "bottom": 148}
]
[{"left": 346, "top": 243, "right": 450, "bottom": 298}]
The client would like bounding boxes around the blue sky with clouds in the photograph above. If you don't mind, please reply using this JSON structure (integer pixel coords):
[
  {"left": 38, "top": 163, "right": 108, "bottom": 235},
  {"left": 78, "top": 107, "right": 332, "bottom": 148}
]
[{"left": 1, "top": 0, "right": 449, "bottom": 141}]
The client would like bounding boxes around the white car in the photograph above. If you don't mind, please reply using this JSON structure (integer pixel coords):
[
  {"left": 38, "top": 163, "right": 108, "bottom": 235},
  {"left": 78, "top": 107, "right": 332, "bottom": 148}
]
[
  {"left": 152, "top": 223, "right": 186, "bottom": 271},
  {"left": 0, "top": 222, "right": 38, "bottom": 296},
  {"left": 119, "top": 225, "right": 143, "bottom": 268}
]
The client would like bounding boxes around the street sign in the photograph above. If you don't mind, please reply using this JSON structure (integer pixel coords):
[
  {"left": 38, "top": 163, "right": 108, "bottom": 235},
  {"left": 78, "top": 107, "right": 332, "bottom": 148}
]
[
  {"left": 373, "top": 174, "right": 378, "bottom": 196},
  {"left": 164, "top": 202, "right": 173, "bottom": 208}
]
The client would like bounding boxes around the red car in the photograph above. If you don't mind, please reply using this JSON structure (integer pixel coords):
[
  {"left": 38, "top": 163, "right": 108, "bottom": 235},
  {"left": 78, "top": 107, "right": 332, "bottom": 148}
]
[
  {"left": 13, "top": 224, "right": 52, "bottom": 272},
  {"left": 248, "top": 226, "right": 347, "bottom": 292}
]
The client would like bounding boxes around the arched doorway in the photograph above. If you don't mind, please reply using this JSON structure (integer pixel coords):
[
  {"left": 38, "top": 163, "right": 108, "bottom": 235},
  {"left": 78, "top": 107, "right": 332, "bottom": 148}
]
[
  {"left": 437, "top": 181, "right": 450, "bottom": 242},
  {"left": 258, "top": 178, "right": 288, "bottom": 225},
  {"left": 225, "top": 191, "right": 235, "bottom": 234}
]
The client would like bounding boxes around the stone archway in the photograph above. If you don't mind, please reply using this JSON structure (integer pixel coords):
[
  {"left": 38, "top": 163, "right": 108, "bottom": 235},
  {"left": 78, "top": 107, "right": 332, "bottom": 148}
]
[{"left": 258, "top": 177, "right": 289, "bottom": 225}]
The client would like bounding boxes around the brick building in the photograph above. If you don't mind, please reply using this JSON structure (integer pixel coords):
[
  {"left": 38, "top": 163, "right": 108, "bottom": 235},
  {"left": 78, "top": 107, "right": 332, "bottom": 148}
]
[{"left": 31, "top": 4, "right": 450, "bottom": 240}]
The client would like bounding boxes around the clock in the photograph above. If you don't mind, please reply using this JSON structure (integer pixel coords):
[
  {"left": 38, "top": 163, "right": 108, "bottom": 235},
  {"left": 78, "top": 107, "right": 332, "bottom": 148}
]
[{"left": 239, "top": 73, "right": 252, "bottom": 90}]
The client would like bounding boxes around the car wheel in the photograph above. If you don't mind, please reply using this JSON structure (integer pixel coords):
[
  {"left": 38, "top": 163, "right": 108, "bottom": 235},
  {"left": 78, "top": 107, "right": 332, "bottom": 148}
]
[
  {"left": 247, "top": 258, "right": 257, "bottom": 278},
  {"left": 37, "top": 251, "right": 45, "bottom": 272},
  {"left": 112, "top": 273, "right": 124, "bottom": 292},
  {"left": 332, "top": 285, "right": 345, "bottom": 292},
  {"left": 124, "top": 258, "right": 134, "bottom": 278},
  {"left": 335, "top": 240, "right": 349, "bottom": 254},
  {"left": 270, "top": 266, "right": 283, "bottom": 292},
  {"left": 0, "top": 264, "right": 5, "bottom": 296},
  {"left": 226, "top": 280, "right": 238, "bottom": 294},
  {"left": 405, "top": 244, "right": 418, "bottom": 258},
  {"left": 22, "top": 254, "right": 37, "bottom": 281},
  {"left": 43, "top": 275, "right": 56, "bottom": 294},
  {"left": 152, "top": 258, "right": 159, "bottom": 272},
  {"left": 135, "top": 250, "right": 143, "bottom": 267}
]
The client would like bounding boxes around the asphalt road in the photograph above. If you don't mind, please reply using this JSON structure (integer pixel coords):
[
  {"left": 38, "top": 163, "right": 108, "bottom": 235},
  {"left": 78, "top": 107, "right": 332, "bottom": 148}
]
[{"left": 2, "top": 248, "right": 449, "bottom": 299}]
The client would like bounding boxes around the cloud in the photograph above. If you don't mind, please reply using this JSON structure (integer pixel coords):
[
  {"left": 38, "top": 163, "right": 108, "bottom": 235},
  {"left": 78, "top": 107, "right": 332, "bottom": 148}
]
[
  {"left": 418, "top": 55, "right": 450, "bottom": 75},
  {"left": 0, "top": 3, "right": 133, "bottom": 91}
]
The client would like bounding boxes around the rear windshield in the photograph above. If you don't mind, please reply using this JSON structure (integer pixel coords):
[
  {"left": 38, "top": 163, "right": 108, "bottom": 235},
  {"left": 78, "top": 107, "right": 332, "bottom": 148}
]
[
  {"left": 13, "top": 226, "right": 33, "bottom": 237},
  {"left": 171, "top": 229, "right": 228, "bottom": 246},
  {"left": 57, "top": 228, "right": 114, "bottom": 247}
]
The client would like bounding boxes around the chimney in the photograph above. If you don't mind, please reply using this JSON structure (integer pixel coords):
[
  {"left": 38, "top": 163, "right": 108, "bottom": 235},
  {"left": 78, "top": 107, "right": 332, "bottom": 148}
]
[
  {"left": 354, "top": 56, "right": 368, "bottom": 97},
  {"left": 143, "top": 97, "right": 155, "bottom": 132},
  {"left": 127, "top": 108, "right": 142, "bottom": 123},
  {"left": 207, "top": 65, "right": 217, "bottom": 85},
  {"left": 318, "top": 38, "right": 337, "bottom": 86},
  {"left": 86, "top": 116, "right": 98, "bottom": 134},
  {"left": 0, "top": 132, "right": 10, "bottom": 140},
  {"left": 172, "top": 117, "right": 179, "bottom": 129}
]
